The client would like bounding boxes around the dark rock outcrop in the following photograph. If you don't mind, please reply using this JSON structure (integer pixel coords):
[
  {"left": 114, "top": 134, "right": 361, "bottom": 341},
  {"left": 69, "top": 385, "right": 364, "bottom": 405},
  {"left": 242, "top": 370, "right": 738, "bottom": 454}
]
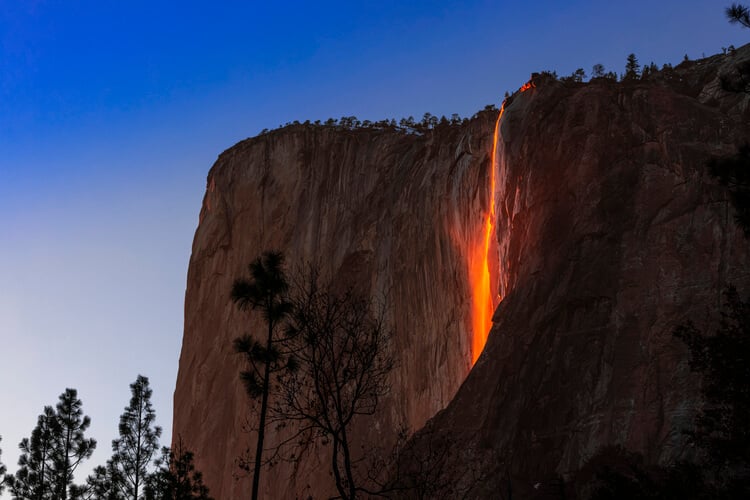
[{"left": 399, "top": 47, "right": 750, "bottom": 498}]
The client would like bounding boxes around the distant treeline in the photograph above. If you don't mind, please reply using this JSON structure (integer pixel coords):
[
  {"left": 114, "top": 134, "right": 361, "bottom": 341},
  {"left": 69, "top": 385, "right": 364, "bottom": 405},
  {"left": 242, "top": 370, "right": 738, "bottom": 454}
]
[
  {"left": 259, "top": 110, "right": 494, "bottom": 136},
  {"left": 259, "top": 42, "right": 746, "bottom": 138}
]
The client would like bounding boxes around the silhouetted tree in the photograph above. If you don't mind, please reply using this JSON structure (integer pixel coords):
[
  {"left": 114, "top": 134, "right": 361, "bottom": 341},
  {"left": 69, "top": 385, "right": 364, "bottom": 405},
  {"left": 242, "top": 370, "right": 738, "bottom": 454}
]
[
  {"left": 727, "top": 3, "right": 750, "bottom": 27},
  {"left": 640, "top": 62, "right": 659, "bottom": 80},
  {"left": 562, "top": 68, "right": 587, "bottom": 84},
  {"left": 624, "top": 53, "right": 640, "bottom": 80},
  {"left": 0, "top": 435, "right": 6, "bottom": 495},
  {"left": 52, "top": 389, "right": 97, "bottom": 499},
  {"left": 112, "top": 375, "right": 162, "bottom": 499},
  {"left": 674, "top": 287, "right": 750, "bottom": 490},
  {"left": 231, "top": 251, "right": 295, "bottom": 500},
  {"left": 83, "top": 461, "right": 125, "bottom": 500},
  {"left": 7, "top": 392, "right": 96, "bottom": 499},
  {"left": 420, "top": 112, "right": 438, "bottom": 129},
  {"left": 385, "top": 428, "right": 490, "bottom": 499},
  {"left": 538, "top": 70, "right": 559, "bottom": 81},
  {"left": 275, "top": 267, "right": 394, "bottom": 499},
  {"left": 592, "top": 63, "right": 605, "bottom": 78},
  {"left": 8, "top": 406, "right": 62, "bottom": 499},
  {"left": 399, "top": 116, "right": 416, "bottom": 130},
  {"left": 144, "top": 437, "right": 212, "bottom": 500},
  {"left": 718, "top": 11, "right": 750, "bottom": 94}
]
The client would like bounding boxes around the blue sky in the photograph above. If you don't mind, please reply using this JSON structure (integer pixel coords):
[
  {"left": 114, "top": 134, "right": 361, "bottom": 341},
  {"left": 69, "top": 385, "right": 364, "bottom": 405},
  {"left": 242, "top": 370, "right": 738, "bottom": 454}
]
[{"left": 1, "top": 0, "right": 747, "bottom": 490}]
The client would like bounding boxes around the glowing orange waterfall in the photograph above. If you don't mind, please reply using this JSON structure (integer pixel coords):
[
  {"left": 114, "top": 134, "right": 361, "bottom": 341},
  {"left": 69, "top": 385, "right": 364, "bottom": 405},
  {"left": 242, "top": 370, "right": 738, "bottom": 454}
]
[
  {"left": 469, "top": 104, "right": 502, "bottom": 364},
  {"left": 470, "top": 81, "right": 533, "bottom": 364}
]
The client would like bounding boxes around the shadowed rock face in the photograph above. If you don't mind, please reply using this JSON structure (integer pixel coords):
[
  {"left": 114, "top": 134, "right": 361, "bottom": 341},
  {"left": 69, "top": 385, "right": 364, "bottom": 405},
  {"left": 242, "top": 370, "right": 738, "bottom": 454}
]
[
  {"left": 173, "top": 115, "right": 498, "bottom": 499},
  {"left": 175, "top": 46, "right": 750, "bottom": 499},
  {"left": 400, "top": 49, "right": 750, "bottom": 498}
]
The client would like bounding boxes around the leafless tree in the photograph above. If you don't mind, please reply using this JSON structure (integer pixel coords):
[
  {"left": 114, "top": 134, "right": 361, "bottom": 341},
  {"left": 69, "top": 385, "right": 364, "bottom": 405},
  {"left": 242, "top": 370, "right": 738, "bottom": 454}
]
[{"left": 271, "top": 266, "right": 394, "bottom": 499}]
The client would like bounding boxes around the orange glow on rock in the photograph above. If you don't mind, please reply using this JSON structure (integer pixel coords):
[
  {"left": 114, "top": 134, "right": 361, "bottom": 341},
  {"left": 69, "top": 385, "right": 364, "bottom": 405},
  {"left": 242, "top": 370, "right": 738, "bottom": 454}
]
[
  {"left": 519, "top": 80, "right": 536, "bottom": 93},
  {"left": 469, "top": 79, "right": 535, "bottom": 364},
  {"left": 469, "top": 103, "right": 503, "bottom": 364}
]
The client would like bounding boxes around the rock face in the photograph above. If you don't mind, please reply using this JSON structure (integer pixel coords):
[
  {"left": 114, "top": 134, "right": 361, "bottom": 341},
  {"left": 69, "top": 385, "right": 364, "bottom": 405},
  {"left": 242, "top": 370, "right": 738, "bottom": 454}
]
[
  {"left": 400, "top": 50, "right": 750, "bottom": 497},
  {"left": 173, "top": 114, "right": 498, "bottom": 498},
  {"left": 174, "top": 46, "right": 750, "bottom": 499}
]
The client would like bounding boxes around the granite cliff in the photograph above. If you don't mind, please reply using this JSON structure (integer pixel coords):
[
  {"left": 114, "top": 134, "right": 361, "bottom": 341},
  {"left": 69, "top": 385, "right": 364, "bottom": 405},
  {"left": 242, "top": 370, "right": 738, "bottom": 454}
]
[
  {"left": 174, "top": 46, "right": 750, "bottom": 498},
  {"left": 174, "top": 109, "right": 498, "bottom": 498}
]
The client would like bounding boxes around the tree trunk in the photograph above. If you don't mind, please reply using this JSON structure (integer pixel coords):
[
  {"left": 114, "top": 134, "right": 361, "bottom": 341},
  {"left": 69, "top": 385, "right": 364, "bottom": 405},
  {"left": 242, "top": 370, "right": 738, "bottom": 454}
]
[
  {"left": 251, "top": 319, "right": 274, "bottom": 500},
  {"left": 331, "top": 435, "right": 348, "bottom": 500},
  {"left": 340, "top": 424, "right": 357, "bottom": 499}
]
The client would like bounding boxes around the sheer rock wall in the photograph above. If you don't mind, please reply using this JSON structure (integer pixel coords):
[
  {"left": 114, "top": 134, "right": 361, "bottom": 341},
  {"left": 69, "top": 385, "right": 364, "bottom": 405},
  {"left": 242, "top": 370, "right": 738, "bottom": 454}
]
[
  {"left": 173, "top": 115, "right": 497, "bottom": 499},
  {"left": 401, "top": 49, "right": 750, "bottom": 498}
]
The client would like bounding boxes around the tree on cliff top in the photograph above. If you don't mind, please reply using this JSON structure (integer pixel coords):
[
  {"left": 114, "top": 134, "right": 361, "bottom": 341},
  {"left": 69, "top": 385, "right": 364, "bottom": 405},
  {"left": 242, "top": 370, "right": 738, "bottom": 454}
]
[
  {"left": 727, "top": 3, "right": 750, "bottom": 27},
  {"left": 111, "top": 375, "right": 162, "bottom": 499},
  {"left": 624, "top": 53, "right": 640, "bottom": 80},
  {"left": 272, "top": 266, "right": 394, "bottom": 500},
  {"left": 231, "top": 251, "right": 295, "bottom": 500}
]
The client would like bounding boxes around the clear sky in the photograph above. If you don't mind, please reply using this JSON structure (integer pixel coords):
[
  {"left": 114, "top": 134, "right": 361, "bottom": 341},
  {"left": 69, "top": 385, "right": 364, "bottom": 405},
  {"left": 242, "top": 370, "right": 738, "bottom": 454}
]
[{"left": 1, "top": 0, "right": 746, "bottom": 491}]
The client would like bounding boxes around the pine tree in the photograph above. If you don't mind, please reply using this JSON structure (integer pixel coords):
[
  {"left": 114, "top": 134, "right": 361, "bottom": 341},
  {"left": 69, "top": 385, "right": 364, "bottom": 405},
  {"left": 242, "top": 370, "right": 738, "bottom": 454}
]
[
  {"left": 83, "top": 461, "right": 125, "bottom": 500},
  {"left": 112, "top": 375, "right": 162, "bottom": 499},
  {"left": 592, "top": 63, "right": 605, "bottom": 78},
  {"left": 144, "top": 438, "right": 212, "bottom": 500},
  {"left": 9, "top": 406, "right": 60, "bottom": 499},
  {"left": 624, "top": 53, "right": 640, "bottom": 80},
  {"left": 0, "top": 435, "right": 6, "bottom": 495},
  {"left": 727, "top": 3, "right": 750, "bottom": 28},
  {"left": 52, "top": 388, "right": 97, "bottom": 499},
  {"left": 231, "top": 251, "right": 294, "bottom": 500}
]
